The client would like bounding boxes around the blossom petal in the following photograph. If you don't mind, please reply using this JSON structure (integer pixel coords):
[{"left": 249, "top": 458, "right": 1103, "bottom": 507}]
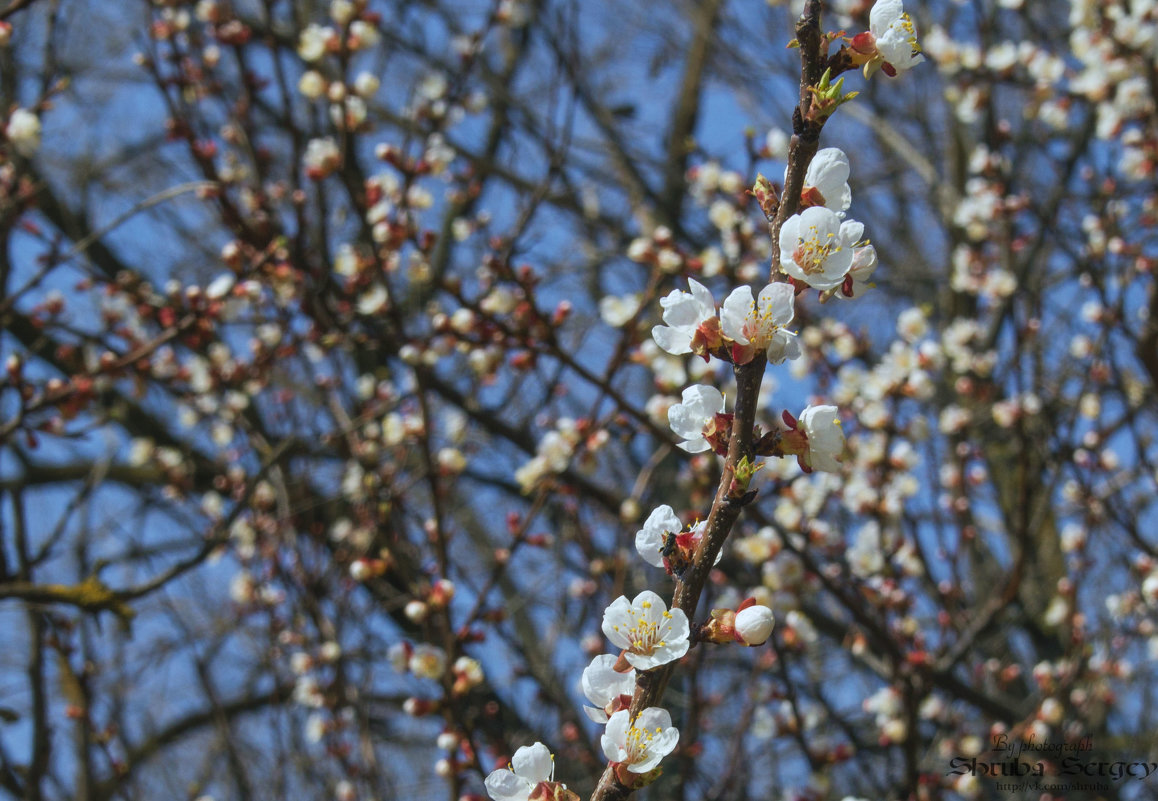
[
  {"left": 766, "top": 330, "right": 801, "bottom": 364},
  {"left": 667, "top": 402, "right": 706, "bottom": 441},
  {"left": 675, "top": 438, "right": 711, "bottom": 453},
  {"left": 652, "top": 324, "right": 691, "bottom": 355},
  {"left": 804, "top": 148, "right": 851, "bottom": 213},
  {"left": 870, "top": 0, "right": 905, "bottom": 37},
  {"left": 757, "top": 282, "right": 796, "bottom": 328},
  {"left": 583, "top": 705, "right": 610, "bottom": 723},
  {"left": 631, "top": 589, "right": 666, "bottom": 613},
  {"left": 658, "top": 289, "right": 700, "bottom": 328},
  {"left": 839, "top": 219, "right": 865, "bottom": 245},
  {"left": 720, "top": 286, "right": 753, "bottom": 344},
  {"left": 634, "top": 706, "right": 673, "bottom": 732},
  {"left": 687, "top": 278, "right": 716, "bottom": 317},
  {"left": 601, "top": 709, "right": 632, "bottom": 762},
  {"left": 601, "top": 596, "right": 635, "bottom": 650},
  {"left": 510, "top": 742, "right": 553, "bottom": 783},
  {"left": 582, "top": 654, "right": 635, "bottom": 707},
  {"left": 484, "top": 769, "right": 532, "bottom": 801}
]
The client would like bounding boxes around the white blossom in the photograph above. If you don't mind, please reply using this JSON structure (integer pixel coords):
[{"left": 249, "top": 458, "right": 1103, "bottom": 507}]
[
  {"left": 6, "top": 108, "right": 41, "bottom": 156},
  {"left": 304, "top": 137, "right": 341, "bottom": 176},
  {"left": 634, "top": 504, "right": 682, "bottom": 568},
  {"left": 779, "top": 207, "right": 863, "bottom": 290},
  {"left": 870, "top": 0, "right": 925, "bottom": 73},
  {"left": 484, "top": 742, "right": 556, "bottom": 801},
  {"left": 635, "top": 509, "right": 719, "bottom": 570},
  {"left": 298, "top": 23, "right": 332, "bottom": 62},
  {"left": 668, "top": 385, "right": 725, "bottom": 453},
  {"left": 599, "top": 293, "right": 642, "bottom": 327},
  {"left": 602, "top": 590, "right": 690, "bottom": 670},
  {"left": 600, "top": 707, "right": 679, "bottom": 773},
  {"left": 720, "top": 282, "right": 800, "bottom": 364},
  {"left": 799, "top": 147, "right": 852, "bottom": 213},
  {"left": 581, "top": 654, "right": 635, "bottom": 723},
  {"left": 651, "top": 278, "right": 718, "bottom": 355},
  {"left": 799, "top": 405, "right": 845, "bottom": 473}
]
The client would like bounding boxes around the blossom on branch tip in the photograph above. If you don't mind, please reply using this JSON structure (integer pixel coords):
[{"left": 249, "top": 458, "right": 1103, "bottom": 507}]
[
  {"left": 779, "top": 207, "right": 864, "bottom": 291},
  {"left": 720, "top": 282, "right": 800, "bottom": 365},
  {"left": 852, "top": 0, "right": 925, "bottom": 78},
  {"left": 484, "top": 743, "right": 576, "bottom": 801},
  {"left": 601, "top": 707, "right": 679, "bottom": 773},
  {"left": 602, "top": 590, "right": 690, "bottom": 670},
  {"left": 651, "top": 278, "right": 723, "bottom": 358},
  {"left": 581, "top": 654, "right": 635, "bottom": 723},
  {"left": 871, "top": 0, "right": 925, "bottom": 73},
  {"left": 668, "top": 385, "right": 728, "bottom": 453}
]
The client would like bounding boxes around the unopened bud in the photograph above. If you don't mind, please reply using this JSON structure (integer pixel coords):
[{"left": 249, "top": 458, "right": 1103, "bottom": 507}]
[
  {"left": 404, "top": 599, "right": 428, "bottom": 622},
  {"left": 735, "top": 604, "right": 775, "bottom": 646}
]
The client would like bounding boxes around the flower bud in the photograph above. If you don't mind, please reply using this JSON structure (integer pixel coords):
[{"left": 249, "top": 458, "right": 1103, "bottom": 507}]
[{"left": 735, "top": 605, "right": 775, "bottom": 646}]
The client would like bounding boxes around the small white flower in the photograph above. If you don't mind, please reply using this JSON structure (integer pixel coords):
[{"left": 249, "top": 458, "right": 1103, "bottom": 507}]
[
  {"left": 634, "top": 505, "right": 682, "bottom": 568},
  {"left": 870, "top": 0, "right": 925, "bottom": 73},
  {"left": 298, "top": 70, "right": 326, "bottom": 99},
  {"left": 599, "top": 293, "right": 642, "bottom": 327},
  {"left": 734, "top": 605, "right": 775, "bottom": 646},
  {"left": 298, "top": 23, "right": 332, "bottom": 62},
  {"left": 6, "top": 108, "right": 41, "bottom": 156},
  {"left": 304, "top": 136, "right": 341, "bottom": 176},
  {"left": 408, "top": 644, "right": 446, "bottom": 679},
  {"left": 353, "top": 71, "right": 381, "bottom": 98},
  {"left": 636, "top": 507, "right": 719, "bottom": 570},
  {"left": 330, "top": 95, "right": 367, "bottom": 129},
  {"left": 668, "top": 385, "right": 725, "bottom": 453},
  {"left": 484, "top": 742, "right": 556, "bottom": 801},
  {"left": 779, "top": 207, "right": 863, "bottom": 290},
  {"left": 330, "top": 0, "right": 357, "bottom": 24},
  {"left": 348, "top": 20, "right": 379, "bottom": 49},
  {"left": 799, "top": 404, "right": 845, "bottom": 473},
  {"left": 651, "top": 278, "right": 719, "bottom": 356},
  {"left": 602, "top": 590, "right": 690, "bottom": 670},
  {"left": 720, "top": 282, "right": 800, "bottom": 364},
  {"left": 798, "top": 147, "right": 851, "bottom": 214},
  {"left": 581, "top": 654, "right": 635, "bottom": 723},
  {"left": 601, "top": 707, "right": 679, "bottom": 773},
  {"left": 356, "top": 284, "right": 389, "bottom": 315},
  {"left": 848, "top": 522, "right": 885, "bottom": 577}
]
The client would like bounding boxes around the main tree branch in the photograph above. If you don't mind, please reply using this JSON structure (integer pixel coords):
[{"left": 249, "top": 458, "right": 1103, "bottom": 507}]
[{"left": 588, "top": 4, "right": 828, "bottom": 799}]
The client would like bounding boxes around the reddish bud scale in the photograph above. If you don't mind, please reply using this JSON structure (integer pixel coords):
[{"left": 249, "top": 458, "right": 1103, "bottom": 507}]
[
  {"left": 849, "top": 31, "right": 876, "bottom": 55},
  {"left": 510, "top": 351, "right": 535, "bottom": 370}
]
